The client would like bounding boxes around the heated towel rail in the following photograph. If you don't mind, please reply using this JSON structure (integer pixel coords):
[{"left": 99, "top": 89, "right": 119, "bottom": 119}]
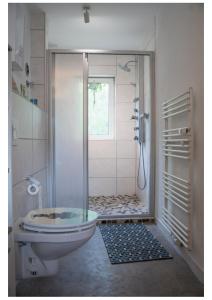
[{"left": 161, "top": 88, "right": 193, "bottom": 250}]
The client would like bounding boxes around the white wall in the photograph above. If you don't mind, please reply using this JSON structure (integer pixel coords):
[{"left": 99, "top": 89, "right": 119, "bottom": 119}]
[
  {"left": 88, "top": 54, "right": 138, "bottom": 197},
  {"left": 9, "top": 4, "right": 48, "bottom": 222},
  {"left": 154, "top": 4, "right": 204, "bottom": 277}
]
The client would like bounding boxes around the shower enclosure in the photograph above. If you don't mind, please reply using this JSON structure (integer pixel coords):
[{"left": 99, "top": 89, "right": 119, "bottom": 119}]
[{"left": 48, "top": 50, "right": 155, "bottom": 219}]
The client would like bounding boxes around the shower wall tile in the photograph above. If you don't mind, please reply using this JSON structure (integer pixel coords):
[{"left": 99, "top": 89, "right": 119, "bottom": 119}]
[
  {"left": 117, "top": 159, "right": 136, "bottom": 178},
  {"left": 117, "top": 141, "right": 136, "bottom": 158},
  {"left": 30, "top": 58, "right": 45, "bottom": 84},
  {"left": 117, "top": 178, "right": 136, "bottom": 195},
  {"left": 89, "top": 159, "right": 116, "bottom": 178},
  {"left": 116, "top": 66, "right": 136, "bottom": 84},
  {"left": 89, "top": 65, "right": 116, "bottom": 77},
  {"left": 116, "top": 84, "right": 136, "bottom": 103},
  {"left": 33, "top": 105, "right": 47, "bottom": 139},
  {"left": 116, "top": 121, "right": 135, "bottom": 140},
  {"left": 88, "top": 54, "right": 116, "bottom": 66},
  {"left": 89, "top": 141, "right": 116, "bottom": 158},
  {"left": 31, "top": 30, "right": 45, "bottom": 57},
  {"left": 12, "top": 93, "right": 33, "bottom": 139},
  {"left": 89, "top": 178, "right": 116, "bottom": 196},
  {"left": 117, "top": 55, "right": 136, "bottom": 66},
  {"left": 116, "top": 102, "right": 134, "bottom": 122},
  {"left": 12, "top": 139, "right": 33, "bottom": 185},
  {"left": 88, "top": 55, "right": 137, "bottom": 196}
]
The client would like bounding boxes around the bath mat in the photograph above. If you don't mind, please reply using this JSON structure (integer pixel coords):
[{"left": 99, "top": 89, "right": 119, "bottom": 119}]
[{"left": 99, "top": 223, "right": 172, "bottom": 264}]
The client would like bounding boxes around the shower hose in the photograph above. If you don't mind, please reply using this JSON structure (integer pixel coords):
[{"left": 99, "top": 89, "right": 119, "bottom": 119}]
[{"left": 137, "top": 141, "right": 146, "bottom": 190}]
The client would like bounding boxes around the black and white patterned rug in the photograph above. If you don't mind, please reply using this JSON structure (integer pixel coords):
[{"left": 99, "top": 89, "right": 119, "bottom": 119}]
[{"left": 99, "top": 223, "right": 172, "bottom": 264}]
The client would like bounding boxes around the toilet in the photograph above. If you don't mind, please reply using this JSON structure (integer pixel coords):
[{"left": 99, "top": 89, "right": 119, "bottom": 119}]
[{"left": 14, "top": 207, "right": 98, "bottom": 279}]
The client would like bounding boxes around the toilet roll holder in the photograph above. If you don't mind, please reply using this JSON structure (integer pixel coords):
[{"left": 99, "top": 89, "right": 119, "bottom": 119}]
[{"left": 24, "top": 176, "right": 42, "bottom": 208}]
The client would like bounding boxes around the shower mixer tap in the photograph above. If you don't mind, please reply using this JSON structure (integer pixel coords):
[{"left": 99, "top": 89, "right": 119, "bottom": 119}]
[
  {"left": 131, "top": 115, "right": 138, "bottom": 120},
  {"left": 139, "top": 112, "right": 149, "bottom": 119}
]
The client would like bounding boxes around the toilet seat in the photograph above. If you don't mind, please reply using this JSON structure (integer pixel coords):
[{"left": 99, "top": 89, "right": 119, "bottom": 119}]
[{"left": 22, "top": 207, "right": 98, "bottom": 233}]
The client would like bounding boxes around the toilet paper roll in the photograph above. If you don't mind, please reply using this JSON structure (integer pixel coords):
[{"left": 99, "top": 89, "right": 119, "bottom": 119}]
[{"left": 27, "top": 183, "right": 39, "bottom": 196}]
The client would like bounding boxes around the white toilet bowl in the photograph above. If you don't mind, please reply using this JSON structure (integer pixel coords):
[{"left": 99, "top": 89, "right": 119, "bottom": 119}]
[{"left": 14, "top": 207, "right": 98, "bottom": 279}]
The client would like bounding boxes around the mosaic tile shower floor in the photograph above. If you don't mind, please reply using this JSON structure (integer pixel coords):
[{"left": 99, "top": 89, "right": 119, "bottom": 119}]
[{"left": 89, "top": 195, "right": 148, "bottom": 217}]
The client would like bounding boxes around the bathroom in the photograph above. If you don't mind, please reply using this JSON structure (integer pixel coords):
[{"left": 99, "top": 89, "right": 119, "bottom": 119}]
[{"left": 7, "top": 2, "right": 204, "bottom": 297}]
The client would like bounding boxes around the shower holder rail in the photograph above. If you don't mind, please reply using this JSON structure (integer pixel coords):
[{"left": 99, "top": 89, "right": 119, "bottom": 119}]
[{"left": 161, "top": 88, "right": 193, "bottom": 250}]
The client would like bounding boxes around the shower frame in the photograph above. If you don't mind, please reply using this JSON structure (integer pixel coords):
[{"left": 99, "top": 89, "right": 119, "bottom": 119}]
[{"left": 47, "top": 49, "right": 155, "bottom": 220}]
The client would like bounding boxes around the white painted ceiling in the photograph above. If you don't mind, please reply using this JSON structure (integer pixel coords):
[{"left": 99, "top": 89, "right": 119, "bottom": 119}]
[{"left": 31, "top": 3, "right": 157, "bottom": 50}]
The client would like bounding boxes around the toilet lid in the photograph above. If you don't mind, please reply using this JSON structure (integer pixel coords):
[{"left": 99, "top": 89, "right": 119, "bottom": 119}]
[{"left": 22, "top": 207, "right": 98, "bottom": 232}]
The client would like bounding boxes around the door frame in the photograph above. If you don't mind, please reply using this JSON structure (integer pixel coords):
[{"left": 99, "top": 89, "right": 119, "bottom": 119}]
[{"left": 47, "top": 49, "right": 155, "bottom": 219}]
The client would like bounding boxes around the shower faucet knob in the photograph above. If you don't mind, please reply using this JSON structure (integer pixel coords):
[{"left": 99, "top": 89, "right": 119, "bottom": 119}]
[
  {"left": 134, "top": 136, "right": 139, "bottom": 141},
  {"left": 134, "top": 108, "right": 138, "bottom": 113},
  {"left": 131, "top": 115, "right": 138, "bottom": 120},
  {"left": 134, "top": 127, "right": 139, "bottom": 131}
]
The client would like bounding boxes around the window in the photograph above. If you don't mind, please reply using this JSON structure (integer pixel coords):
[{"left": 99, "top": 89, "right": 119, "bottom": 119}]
[{"left": 88, "top": 77, "right": 114, "bottom": 140}]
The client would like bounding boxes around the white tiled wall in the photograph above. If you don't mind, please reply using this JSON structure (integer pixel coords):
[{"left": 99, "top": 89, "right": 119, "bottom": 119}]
[
  {"left": 30, "top": 58, "right": 45, "bottom": 84},
  {"left": 12, "top": 139, "right": 33, "bottom": 185},
  {"left": 12, "top": 94, "right": 33, "bottom": 138},
  {"left": 30, "top": 30, "right": 45, "bottom": 57},
  {"left": 11, "top": 11, "right": 48, "bottom": 222},
  {"left": 89, "top": 159, "right": 116, "bottom": 178},
  {"left": 88, "top": 54, "right": 137, "bottom": 196}
]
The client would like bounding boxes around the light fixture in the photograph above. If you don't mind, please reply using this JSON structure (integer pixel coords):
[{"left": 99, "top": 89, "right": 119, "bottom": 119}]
[{"left": 83, "top": 6, "right": 90, "bottom": 23}]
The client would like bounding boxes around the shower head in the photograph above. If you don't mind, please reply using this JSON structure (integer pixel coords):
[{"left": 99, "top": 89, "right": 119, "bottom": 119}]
[
  {"left": 118, "top": 63, "right": 131, "bottom": 72},
  {"left": 118, "top": 60, "right": 137, "bottom": 72}
]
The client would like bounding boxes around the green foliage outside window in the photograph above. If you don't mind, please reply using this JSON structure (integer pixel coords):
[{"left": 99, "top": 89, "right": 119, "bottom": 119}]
[{"left": 88, "top": 82, "right": 109, "bottom": 136}]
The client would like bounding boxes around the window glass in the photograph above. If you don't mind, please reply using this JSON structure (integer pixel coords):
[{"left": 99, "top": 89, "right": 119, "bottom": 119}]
[{"left": 88, "top": 77, "right": 114, "bottom": 140}]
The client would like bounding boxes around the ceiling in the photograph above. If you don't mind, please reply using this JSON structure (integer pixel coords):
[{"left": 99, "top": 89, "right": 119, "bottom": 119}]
[{"left": 30, "top": 3, "right": 157, "bottom": 50}]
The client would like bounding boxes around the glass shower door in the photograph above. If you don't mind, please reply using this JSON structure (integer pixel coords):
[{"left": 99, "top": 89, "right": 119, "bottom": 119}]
[{"left": 53, "top": 53, "right": 88, "bottom": 210}]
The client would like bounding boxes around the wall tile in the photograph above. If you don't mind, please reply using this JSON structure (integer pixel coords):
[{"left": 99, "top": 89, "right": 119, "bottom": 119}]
[
  {"left": 89, "top": 178, "right": 116, "bottom": 196},
  {"left": 89, "top": 65, "right": 116, "bottom": 77},
  {"left": 13, "top": 180, "right": 38, "bottom": 222},
  {"left": 117, "top": 159, "right": 136, "bottom": 177},
  {"left": 31, "top": 58, "right": 45, "bottom": 84},
  {"left": 117, "top": 178, "right": 136, "bottom": 195},
  {"left": 116, "top": 102, "right": 134, "bottom": 122},
  {"left": 33, "top": 105, "right": 47, "bottom": 139},
  {"left": 32, "top": 168, "right": 48, "bottom": 208},
  {"left": 30, "top": 13, "right": 45, "bottom": 29},
  {"left": 89, "top": 159, "right": 116, "bottom": 178},
  {"left": 88, "top": 54, "right": 116, "bottom": 66},
  {"left": 12, "top": 139, "right": 33, "bottom": 185},
  {"left": 117, "top": 141, "right": 136, "bottom": 158},
  {"left": 117, "top": 55, "right": 136, "bottom": 66},
  {"left": 31, "top": 30, "right": 45, "bottom": 57},
  {"left": 12, "top": 93, "right": 32, "bottom": 139},
  {"left": 31, "top": 84, "right": 45, "bottom": 110},
  {"left": 116, "top": 65, "right": 136, "bottom": 84},
  {"left": 116, "top": 121, "right": 135, "bottom": 140},
  {"left": 116, "top": 84, "right": 136, "bottom": 103},
  {"left": 89, "top": 141, "right": 116, "bottom": 158},
  {"left": 32, "top": 140, "right": 47, "bottom": 173}
]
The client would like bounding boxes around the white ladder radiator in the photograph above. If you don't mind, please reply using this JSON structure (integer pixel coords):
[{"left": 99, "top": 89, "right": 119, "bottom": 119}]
[{"left": 161, "top": 88, "right": 193, "bottom": 250}]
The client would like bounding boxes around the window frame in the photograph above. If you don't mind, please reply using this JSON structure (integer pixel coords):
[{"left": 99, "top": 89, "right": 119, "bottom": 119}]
[{"left": 88, "top": 77, "right": 115, "bottom": 141}]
